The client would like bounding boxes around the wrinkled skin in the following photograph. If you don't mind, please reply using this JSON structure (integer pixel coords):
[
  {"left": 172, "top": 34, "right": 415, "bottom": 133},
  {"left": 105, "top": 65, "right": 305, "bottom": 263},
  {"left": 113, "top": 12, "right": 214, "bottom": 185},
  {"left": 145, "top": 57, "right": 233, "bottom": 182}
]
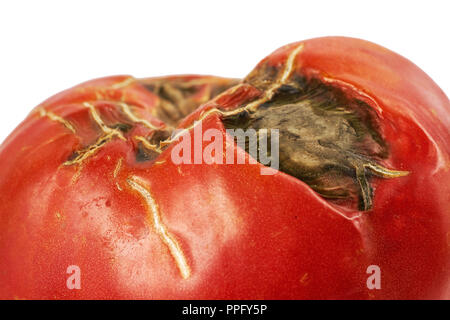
[{"left": 0, "top": 37, "right": 449, "bottom": 299}]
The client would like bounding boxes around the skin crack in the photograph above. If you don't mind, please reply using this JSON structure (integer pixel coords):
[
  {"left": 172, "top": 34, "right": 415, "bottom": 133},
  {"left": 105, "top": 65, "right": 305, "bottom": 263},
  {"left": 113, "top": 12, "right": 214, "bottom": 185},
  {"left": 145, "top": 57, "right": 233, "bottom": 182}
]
[
  {"left": 243, "top": 43, "right": 304, "bottom": 112},
  {"left": 83, "top": 102, "right": 126, "bottom": 139},
  {"left": 110, "top": 77, "right": 136, "bottom": 90},
  {"left": 113, "top": 157, "right": 123, "bottom": 178},
  {"left": 63, "top": 101, "right": 166, "bottom": 167},
  {"left": 117, "top": 102, "right": 162, "bottom": 130},
  {"left": 135, "top": 136, "right": 163, "bottom": 154},
  {"left": 159, "top": 44, "right": 305, "bottom": 147},
  {"left": 37, "top": 107, "right": 76, "bottom": 133},
  {"left": 63, "top": 103, "right": 126, "bottom": 166},
  {"left": 64, "top": 131, "right": 119, "bottom": 166},
  {"left": 127, "top": 176, "right": 191, "bottom": 279}
]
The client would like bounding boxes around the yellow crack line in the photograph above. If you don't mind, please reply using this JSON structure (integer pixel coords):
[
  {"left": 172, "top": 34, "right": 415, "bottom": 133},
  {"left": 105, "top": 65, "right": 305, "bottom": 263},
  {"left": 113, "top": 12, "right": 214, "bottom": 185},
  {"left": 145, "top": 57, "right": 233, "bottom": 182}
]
[
  {"left": 83, "top": 102, "right": 126, "bottom": 140},
  {"left": 37, "top": 107, "right": 76, "bottom": 133},
  {"left": 111, "top": 77, "right": 136, "bottom": 89},
  {"left": 118, "top": 102, "right": 161, "bottom": 130},
  {"left": 113, "top": 157, "right": 123, "bottom": 178},
  {"left": 245, "top": 43, "right": 304, "bottom": 112},
  {"left": 134, "top": 136, "right": 163, "bottom": 153},
  {"left": 64, "top": 131, "right": 118, "bottom": 166},
  {"left": 70, "top": 165, "right": 83, "bottom": 184},
  {"left": 160, "top": 107, "right": 231, "bottom": 146},
  {"left": 280, "top": 43, "right": 304, "bottom": 83},
  {"left": 211, "top": 83, "right": 246, "bottom": 102},
  {"left": 364, "top": 163, "right": 409, "bottom": 178},
  {"left": 127, "top": 176, "right": 191, "bottom": 279},
  {"left": 113, "top": 158, "right": 124, "bottom": 191}
]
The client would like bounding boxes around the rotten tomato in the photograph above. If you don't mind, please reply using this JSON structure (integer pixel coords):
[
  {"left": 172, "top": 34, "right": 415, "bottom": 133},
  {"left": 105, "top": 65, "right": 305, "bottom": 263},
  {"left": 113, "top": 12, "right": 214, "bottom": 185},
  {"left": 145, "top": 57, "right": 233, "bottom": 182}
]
[{"left": 0, "top": 37, "right": 448, "bottom": 299}]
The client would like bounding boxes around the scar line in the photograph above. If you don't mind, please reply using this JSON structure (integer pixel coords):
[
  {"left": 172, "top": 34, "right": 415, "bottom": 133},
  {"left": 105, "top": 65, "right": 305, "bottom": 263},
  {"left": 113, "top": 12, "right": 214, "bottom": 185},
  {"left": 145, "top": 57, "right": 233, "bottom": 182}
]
[
  {"left": 38, "top": 107, "right": 75, "bottom": 133},
  {"left": 127, "top": 177, "right": 190, "bottom": 279}
]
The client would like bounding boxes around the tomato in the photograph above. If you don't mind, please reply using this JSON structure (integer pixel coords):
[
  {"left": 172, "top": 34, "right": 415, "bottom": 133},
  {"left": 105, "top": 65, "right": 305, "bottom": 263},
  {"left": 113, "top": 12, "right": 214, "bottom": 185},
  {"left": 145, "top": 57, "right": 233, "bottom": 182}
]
[{"left": 0, "top": 37, "right": 448, "bottom": 299}]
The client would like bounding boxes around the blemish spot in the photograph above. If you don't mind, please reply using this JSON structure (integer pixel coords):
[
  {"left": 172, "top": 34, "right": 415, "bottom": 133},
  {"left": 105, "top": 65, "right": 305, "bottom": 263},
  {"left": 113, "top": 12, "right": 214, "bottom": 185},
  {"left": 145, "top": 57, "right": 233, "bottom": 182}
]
[{"left": 300, "top": 272, "right": 310, "bottom": 285}]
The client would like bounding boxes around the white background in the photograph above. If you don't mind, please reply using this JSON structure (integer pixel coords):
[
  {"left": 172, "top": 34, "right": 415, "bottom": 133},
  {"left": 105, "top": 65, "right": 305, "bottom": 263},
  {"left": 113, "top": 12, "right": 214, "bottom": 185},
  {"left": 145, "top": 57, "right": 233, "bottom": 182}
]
[{"left": 0, "top": 0, "right": 448, "bottom": 144}]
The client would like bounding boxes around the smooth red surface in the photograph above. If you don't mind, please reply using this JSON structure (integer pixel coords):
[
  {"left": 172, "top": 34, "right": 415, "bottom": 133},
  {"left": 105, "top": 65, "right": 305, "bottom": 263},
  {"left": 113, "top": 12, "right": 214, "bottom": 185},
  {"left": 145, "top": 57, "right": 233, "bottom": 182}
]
[{"left": 0, "top": 37, "right": 449, "bottom": 299}]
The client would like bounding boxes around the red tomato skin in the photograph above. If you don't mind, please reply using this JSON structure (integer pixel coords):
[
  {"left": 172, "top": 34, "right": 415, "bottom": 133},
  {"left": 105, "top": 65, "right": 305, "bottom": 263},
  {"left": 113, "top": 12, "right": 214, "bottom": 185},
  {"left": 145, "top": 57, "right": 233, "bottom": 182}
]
[{"left": 0, "top": 38, "right": 449, "bottom": 300}]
